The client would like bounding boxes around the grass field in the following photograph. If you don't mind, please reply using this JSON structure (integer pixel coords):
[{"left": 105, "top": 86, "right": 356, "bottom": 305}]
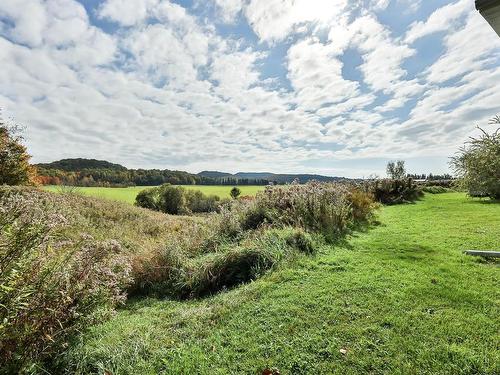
[
  {"left": 42, "top": 185, "right": 265, "bottom": 204},
  {"left": 62, "top": 193, "right": 500, "bottom": 374}
]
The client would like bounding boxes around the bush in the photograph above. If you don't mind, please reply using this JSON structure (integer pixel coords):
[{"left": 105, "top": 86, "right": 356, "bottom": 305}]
[
  {"left": 451, "top": 118, "right": 500, "bottom": 200},
  {"left": 212, "top": 182, "right": 377, "bottom": 241},
  {"left": 230, "top": 186, "right": 241, "bottom": 199},
  {"left": 135, "top": 188, "right": 158, "bottom": 210},
  {"left": 135, "top": 184, "right": 222, "bottom": 214},
  {"left": 184, "top": 189, "right": 221, "bottom": 213},
  {"left": 422, "top": 186, "right": 449, "bottom": 194},
  {"left": 366, "top": 178, "right": 423, "bottom": 205},
  {"left": 0, "top": 190, "right": 132, "bottom": 372},
  {"left": 251, "top": 182, "right": 376, "bottom": 239}
]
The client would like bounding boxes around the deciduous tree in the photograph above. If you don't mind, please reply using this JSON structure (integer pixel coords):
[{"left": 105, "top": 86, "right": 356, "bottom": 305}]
[
  {"left": 0, "top": 113, "right": 36, "bottom": 186},
  {"left": 386, "top": 160, "right": 406, "bottom": 179},
  {"left": 451, "top": 116, "right": 500, "bottom": 200}
]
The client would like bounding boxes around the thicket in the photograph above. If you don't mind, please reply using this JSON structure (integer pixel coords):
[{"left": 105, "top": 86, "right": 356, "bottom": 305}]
[
  {"left": 0, "top": 189, "right": 132, "bottom": 372},
  {"left": 135, "top": 184, "right": 224, "bottom": 214},
  {"left": 364, "top": 178, "right": 423, "bottom": 205}
]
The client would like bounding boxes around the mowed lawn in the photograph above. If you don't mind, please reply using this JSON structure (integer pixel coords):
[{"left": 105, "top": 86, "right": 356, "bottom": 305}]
[
  {"left": 62, "top": 193, "right": 500, "bottom": 374},
  {"left": 43, "top": 185, "right": 265, "bottom": 204}
]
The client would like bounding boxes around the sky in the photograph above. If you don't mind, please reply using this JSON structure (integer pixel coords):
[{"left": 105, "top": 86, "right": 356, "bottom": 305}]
[{"left": 0, "top": 0, "right": 499, "bottom": 178}]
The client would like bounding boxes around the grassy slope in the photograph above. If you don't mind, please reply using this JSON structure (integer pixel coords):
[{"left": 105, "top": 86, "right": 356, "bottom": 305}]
[
  {"left": 43, "top": 185, "right": 265, "bottom": 204},
  {"left": 63, "top": 193, "right": 500, "bottom": 374}
]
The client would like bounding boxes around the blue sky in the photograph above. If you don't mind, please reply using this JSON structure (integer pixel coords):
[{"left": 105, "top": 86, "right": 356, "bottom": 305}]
[{"left": 0, "top": 0, "right": 499, "bottom": 177}]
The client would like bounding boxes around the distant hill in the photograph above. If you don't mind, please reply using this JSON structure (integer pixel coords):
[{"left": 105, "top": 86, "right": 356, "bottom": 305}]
[
  {"left": 37, "top": 158, "right": 127, "bottom": 171},
  {"left": 36, "top": 158, "right": 345, "bottom": 187},
  {"left": 198, "top": 171, "right": 234, "bottom": 178}
]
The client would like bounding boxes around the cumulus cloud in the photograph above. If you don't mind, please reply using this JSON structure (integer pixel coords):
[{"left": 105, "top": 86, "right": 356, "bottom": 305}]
[
  {"left": 213, "top": 0, "right": 243, "bottom": 23},
  {"left": 0, "top": 0, "right": 499, "bottom": 177},
  {"left": 244, "top": 0, "right": 348, "bottom": 43},
  {"left": 405, "top": 0, "right": 470, "bottom": 43}
]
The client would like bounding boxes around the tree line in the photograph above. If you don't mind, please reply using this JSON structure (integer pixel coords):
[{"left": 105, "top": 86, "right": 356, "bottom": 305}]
[{"left": 35, "top": 164, "right": 273, "bottom": 187}]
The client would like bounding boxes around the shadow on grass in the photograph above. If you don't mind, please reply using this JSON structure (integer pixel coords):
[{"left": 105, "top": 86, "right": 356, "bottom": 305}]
[
  {"left": 462, "top": 196, "right": 500, "bottom": 205},
  {"left": 394, "top": 244, "right": 435, "bottom": 262}
]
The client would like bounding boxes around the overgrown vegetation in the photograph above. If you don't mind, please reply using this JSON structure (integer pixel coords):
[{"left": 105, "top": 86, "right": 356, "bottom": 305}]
[
  {"left": 451, "top": 116, "right": 500, "bottom": 200},
  {"left": 0, "top": 181, "right": 376, "bottom": 372},
  {"left": 60, "top": 193, "right": 500, "bottom": 375},
  {"left": 0, "top": 189, "right": 133, "bottom": 372},
  {"left": 365, "top": 178, "right": 423, "bottom": 204},
  {"left": 132, "top": 182, "right": 376, "bottom": 297}
]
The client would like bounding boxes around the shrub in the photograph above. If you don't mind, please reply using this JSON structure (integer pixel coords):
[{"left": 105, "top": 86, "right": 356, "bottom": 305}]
[
  {"left": 284, "top": 228, "right": 315, "bottom": 254},
  {"left": 422, "top": 186, "right": 449, "bottom": 194},
  {"left": 0, "top": 191, "right": 132, "bottom": 372},
  {"left": 135, "top": 184, "right": 222, "bottom": 214},
  {"left": 213, "top": 182, "right": 376, "bottom": 241},
  {"left": 230, "top": 186, "right": 241, "bottom": 199},
  {"left": 451, "top": 118, "right": 500, "bottom": 200},
  {"left": 135, "top": 188, "right": 158, "bottom": 210},
  {"left": 157, "top": 185, "right": 186, "bottom": 214},
  {"left": 184, "top": 189, "right": 221, "bottom": 213},
  {"left": 366, "top": 178, "right": 423, "bottom": 205},
  {"left": 251, "top": 182, "right": 376, "bottom": 239}
]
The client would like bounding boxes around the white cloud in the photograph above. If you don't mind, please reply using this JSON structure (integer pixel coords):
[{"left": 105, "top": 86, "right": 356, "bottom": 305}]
[
  {"left": 244, "top": 0, "right": 347, "bottom": 43},
  {"left": 213, "top": 0, "right": 243, "bottom": 23},
  {"left": 405, "top": 0, "right": 471, "bottom": 44},
  {"left": 349, "top": 16, "right": 416, "bottom": 93},
  {"left": 287, "top": 38, "right": 359, "bottom": 111},
  {"left": 97, "top": 0, "right": 159, "bottom": 26},
  {"left": 425, "top": 11, "right": 500, "bottom": 84},
  {"left": 0, "top": 0, "right": 499, "bottom": 178}
]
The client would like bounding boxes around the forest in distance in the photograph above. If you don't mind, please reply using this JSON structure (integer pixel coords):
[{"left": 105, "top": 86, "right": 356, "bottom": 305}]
[{"left": 35, "top": 158, "right": 453, "bottom": 187}]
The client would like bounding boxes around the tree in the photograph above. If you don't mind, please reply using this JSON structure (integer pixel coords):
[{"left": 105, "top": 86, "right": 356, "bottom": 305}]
[
  {"left": 451, "top": 116, "right": 500, "bottom": 200},
  {"left": 230, "top": 186, "right": 241, "bottom": 199},
  {"left": 0, "top": 113, "right": 36, "bottom": 186},
  {"left": 386, "top": 160, "right": 406, "bottom": 179}
]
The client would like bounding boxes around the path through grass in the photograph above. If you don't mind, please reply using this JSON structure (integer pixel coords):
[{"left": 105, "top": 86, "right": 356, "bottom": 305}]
[{"left": 62, "top": 193, "right": 499, "bottom": 374}]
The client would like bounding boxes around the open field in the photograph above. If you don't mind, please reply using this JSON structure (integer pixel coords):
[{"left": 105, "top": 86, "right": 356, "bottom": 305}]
[
  {"left": 61, "top": 193, "right": 500, "bottom": 374},
  {"left": 42, "top": 185, "right": 265, "bottom": 204}
]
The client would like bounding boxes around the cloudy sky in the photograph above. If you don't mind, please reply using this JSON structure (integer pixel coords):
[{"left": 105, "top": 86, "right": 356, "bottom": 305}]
[{"left": 0, "top": 0, "right": 499, "bottom": 177}]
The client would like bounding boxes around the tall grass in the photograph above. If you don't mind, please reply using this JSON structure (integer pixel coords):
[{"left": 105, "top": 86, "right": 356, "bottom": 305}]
[
  {"left": 0, "top": 189, "right": 132, "bottom": 372},
  {"left": 0, "top": 182, "right": 376, "bottom": 372}
]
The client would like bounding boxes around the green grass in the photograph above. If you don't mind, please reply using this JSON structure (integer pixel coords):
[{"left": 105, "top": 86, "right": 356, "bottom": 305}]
[
  {"left": 42, "top": 185, "right": 265, "bottom": 204},
  {"left": 62, "top": 193, "right": 499, "bottom": 374}
]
